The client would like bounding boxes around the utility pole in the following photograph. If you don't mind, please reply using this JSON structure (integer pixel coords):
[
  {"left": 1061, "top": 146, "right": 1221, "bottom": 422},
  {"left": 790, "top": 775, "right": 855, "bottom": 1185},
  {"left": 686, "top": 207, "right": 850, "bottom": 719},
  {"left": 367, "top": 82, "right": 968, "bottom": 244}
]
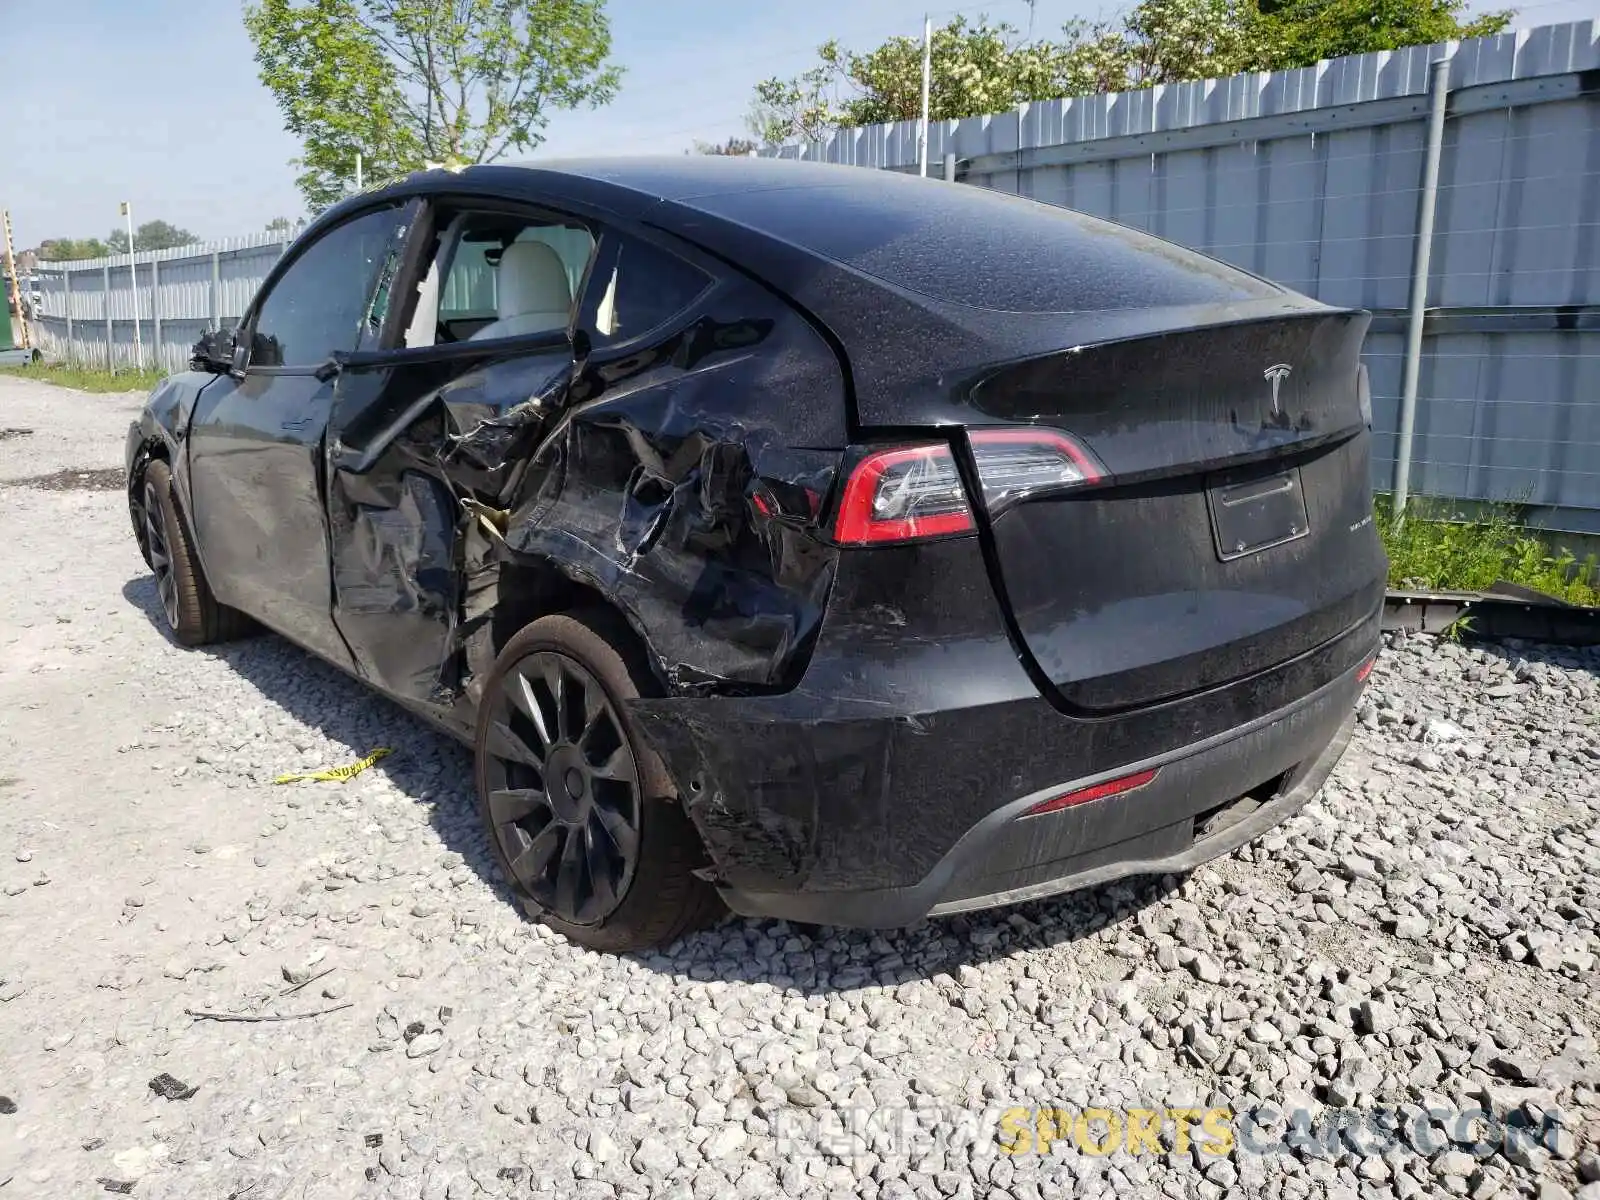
[
  {"left": 120, "top": 201, "right": 143, "bottom": 370},
  {"left": 1, "top": 210, "right": 30, "bottom": 351},
  {"left": 1026, "top": 0, "right": 1037, "bottom": 39},
  {"left": 918, "top": 14, "right": 932, "bottom": 177}
]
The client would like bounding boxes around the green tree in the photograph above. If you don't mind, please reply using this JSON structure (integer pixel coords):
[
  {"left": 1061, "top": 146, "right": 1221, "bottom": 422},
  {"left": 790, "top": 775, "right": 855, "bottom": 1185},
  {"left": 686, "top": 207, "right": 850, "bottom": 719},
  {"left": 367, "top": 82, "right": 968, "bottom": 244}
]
[
  {"left": 265, "top": 216, "right": 295, "bottom": 234},
  {"left": 753, "top": 0, "right": 1510, "bottom": 143},
  {"left": 749, "top": 63, "right": 839, "bottom": 146},
  {"left": 37, "top": 238, "right": 112, "bottom": 261},
  {"left": 1260, "top": 0, "right": 1511, "bottom": 67},
  {"left": 106, "top": 220, "right": 199, "bottom": 254},
  {"left": 244, "top": 0, "right": 623, "bottom": 211},
  {"left": 693, "top": 137, "right": 758, "bottom": 156},
  {"left": 751, "top": 17, "right": 1096, "bottom": 143}
]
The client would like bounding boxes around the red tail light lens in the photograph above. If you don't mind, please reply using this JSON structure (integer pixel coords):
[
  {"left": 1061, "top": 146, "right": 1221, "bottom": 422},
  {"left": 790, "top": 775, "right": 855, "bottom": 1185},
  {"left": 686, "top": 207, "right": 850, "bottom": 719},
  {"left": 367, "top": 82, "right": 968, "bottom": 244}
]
[
  {"left": 1356, "top": 653, "right": 1377, "bottom": 683},
  {"left": 833, "top": 428, "right": 1104, "bottom": 546},
  {"left": 1022, "top": 768, "right": 1159, "bottom": 818},
  {"left": 834, "top": 443, "right": 974, "bottom": 545}
]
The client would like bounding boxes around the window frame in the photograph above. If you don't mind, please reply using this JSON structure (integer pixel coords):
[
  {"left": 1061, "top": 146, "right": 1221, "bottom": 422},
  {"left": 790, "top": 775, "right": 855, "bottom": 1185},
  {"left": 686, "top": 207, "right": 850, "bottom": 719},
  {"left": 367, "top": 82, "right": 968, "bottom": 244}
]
[
  {"left": 314, "top": 189, "right": 728, "bottom": 372},
  {"left": 236, "top": 200, "right": 419, "bottom": 377},
  {"left": 373, "top": 194, "right": 601, "bottom": 362},
  {"left": 576, "top": 228, "right": 717, "bottom": 355}
]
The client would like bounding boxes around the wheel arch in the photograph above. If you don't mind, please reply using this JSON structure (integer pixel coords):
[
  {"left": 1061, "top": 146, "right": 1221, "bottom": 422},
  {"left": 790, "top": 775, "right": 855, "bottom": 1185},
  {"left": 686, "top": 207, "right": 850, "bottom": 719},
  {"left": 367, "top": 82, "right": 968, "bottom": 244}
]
[
  {"left": 126, "top": 433, "right": 169, "bottom": 566},
  {"left": 473, "top": 549, "right": 671, "bottom": 701}
]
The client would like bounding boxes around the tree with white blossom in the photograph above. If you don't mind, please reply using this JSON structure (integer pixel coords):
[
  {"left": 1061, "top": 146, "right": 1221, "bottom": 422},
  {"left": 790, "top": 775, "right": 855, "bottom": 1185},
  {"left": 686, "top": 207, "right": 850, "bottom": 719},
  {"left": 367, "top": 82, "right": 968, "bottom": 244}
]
[{"left": 750, "top": 0, "right": 1511, "bottom": 146}]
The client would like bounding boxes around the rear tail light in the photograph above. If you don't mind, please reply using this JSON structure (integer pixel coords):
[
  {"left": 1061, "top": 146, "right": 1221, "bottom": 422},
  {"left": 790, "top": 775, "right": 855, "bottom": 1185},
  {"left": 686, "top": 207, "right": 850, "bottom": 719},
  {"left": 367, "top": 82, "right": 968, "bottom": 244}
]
[
  {"left": 969, "top": 428, "right": 1103, "bottom": 515},
  {"left": 833, "top": 444, "right": 973, "bottom": 544},
  {"left": 1356, "top": 652, "right": 1377, "bottom": 683},
  {"left": 1022, "top": 768, "right": 1159, "bottom": 818},
  {"left": 833, "top": 428, "right": 1103, "bottom": 546}
]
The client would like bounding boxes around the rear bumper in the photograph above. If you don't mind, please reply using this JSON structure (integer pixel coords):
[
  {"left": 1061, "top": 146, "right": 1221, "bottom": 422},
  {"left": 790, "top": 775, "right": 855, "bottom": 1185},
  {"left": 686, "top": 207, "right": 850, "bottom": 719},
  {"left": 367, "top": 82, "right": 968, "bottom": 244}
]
[
  {"left": 629, "top": 537, "right": 1379, "bottom": 930},
  {"left": 738, "top": 670, "right": 1358, "bottom": 928}
]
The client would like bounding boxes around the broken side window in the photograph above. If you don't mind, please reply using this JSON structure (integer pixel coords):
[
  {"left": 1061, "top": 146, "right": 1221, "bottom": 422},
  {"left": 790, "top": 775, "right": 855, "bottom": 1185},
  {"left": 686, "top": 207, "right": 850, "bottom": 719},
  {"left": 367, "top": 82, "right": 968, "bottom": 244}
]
[
  {"left": 403, "top": 212, "right": 596, "bottom": 349},
  {"left": 249, "top": 205, "right": 408, "bottom": 368}
]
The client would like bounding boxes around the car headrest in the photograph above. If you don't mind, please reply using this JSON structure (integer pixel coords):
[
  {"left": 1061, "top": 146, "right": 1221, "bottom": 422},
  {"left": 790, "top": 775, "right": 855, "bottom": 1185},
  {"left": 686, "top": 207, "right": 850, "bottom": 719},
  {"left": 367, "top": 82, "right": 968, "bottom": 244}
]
[{"left": 497, "top": 240, "right": 571, "bottom": 321}]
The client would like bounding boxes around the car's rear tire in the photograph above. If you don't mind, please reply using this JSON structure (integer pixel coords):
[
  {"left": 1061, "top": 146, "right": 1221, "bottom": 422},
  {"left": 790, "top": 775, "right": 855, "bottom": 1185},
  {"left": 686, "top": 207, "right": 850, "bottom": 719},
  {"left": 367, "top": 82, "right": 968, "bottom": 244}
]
[
  {"left": 474, "top": 609, "right": 723, "bottom": 952},
  {"left": 139, "top": 458, "right": 251, "bottom": 646}
]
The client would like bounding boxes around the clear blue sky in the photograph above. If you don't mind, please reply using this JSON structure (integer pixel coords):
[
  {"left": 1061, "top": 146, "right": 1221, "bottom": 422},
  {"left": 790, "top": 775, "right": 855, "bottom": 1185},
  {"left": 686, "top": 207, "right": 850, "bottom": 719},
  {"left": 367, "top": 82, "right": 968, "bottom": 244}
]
[{"left": 2, "top": 0, "right": 1589, "bottom": 248}]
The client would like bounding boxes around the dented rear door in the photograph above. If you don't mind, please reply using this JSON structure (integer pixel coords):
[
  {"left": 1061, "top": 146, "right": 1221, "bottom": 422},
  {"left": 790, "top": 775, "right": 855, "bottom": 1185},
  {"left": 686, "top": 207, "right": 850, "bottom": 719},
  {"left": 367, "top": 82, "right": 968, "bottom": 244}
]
[{"left": 325, "top": 347, "right": 575, "bottom": 710}]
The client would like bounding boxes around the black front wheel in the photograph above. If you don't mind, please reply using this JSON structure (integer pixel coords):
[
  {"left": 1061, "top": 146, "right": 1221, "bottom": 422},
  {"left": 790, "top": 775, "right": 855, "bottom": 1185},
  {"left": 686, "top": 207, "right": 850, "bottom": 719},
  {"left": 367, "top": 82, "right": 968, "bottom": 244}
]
[
  {"left": 474, "top": 610, "right": 722, "bottom": 951},
  {"left": 136, "top": 459, "right": 251, "bottom": 646}
]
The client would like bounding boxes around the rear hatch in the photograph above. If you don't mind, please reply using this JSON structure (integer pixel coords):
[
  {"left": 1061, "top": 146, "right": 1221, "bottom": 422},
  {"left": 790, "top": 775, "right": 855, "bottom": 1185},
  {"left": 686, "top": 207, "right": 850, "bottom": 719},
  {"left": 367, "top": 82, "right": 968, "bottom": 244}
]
[
  {"left": 967, "top": 311, "right": 1385, "bottom": 711},
  {"left": 671, "top": 171, "right": 1386, "bottom": 710}
]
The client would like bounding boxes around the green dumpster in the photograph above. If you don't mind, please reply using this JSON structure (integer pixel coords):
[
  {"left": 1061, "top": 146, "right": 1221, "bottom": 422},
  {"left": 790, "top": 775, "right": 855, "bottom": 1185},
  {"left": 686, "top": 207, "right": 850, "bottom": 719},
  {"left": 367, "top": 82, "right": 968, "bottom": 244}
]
[{"left": 0, "top": 279, "right": 39, "bottom": 366}]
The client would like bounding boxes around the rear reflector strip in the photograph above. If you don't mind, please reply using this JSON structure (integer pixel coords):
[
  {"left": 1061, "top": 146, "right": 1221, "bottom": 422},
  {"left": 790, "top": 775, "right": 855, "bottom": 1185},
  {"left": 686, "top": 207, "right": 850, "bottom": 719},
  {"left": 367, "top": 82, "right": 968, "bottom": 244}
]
[
  {"left": 1021, "top": 768, "right": 1159, "bottom": 818},
  {"left": 1356, "top": 654, "right": 1377, "bottom": 683}
]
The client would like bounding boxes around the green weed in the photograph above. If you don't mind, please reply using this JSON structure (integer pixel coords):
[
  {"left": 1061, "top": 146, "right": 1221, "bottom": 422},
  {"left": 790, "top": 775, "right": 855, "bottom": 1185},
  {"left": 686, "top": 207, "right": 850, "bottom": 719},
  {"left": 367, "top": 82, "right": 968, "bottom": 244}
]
[
  {"left": 0, "top": 361, "right": 165, "bottom": 394},
  {"left": 1377, "top": 496, "right": 1599, "bottom": 607}
]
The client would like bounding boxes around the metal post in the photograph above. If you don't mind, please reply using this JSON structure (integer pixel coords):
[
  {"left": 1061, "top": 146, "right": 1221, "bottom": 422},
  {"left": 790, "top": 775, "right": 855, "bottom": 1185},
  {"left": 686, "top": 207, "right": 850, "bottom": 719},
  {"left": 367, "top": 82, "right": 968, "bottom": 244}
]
[
  {"left": 102, "top": 261, "right": 114, "bottom": 372},
  {"left": 944, "top": 152, "right": 957, "bottom": 182},
  {"left": 1393, "top": 56, "right": 1451, "bottom": 516},
  {"left": 151, "top": 255, "right": 162, "bottom": 372},
  {"left": 129, "top": 254, "right": 144, "bottom": 369},
  {"left": 122, "top": 202, "right": 144, "bottom": 370},
  {"left": 64, "top": 268, "right": 73, "bottom": 361},
  {"left": 356, "top": 151, "right": 364, "bottom": 191},
  {"left": 210, "top": 249, "right": 221, "bottom": 328},
  {"left": 918, "top": 15, "right": 932, "bottom": 178}
]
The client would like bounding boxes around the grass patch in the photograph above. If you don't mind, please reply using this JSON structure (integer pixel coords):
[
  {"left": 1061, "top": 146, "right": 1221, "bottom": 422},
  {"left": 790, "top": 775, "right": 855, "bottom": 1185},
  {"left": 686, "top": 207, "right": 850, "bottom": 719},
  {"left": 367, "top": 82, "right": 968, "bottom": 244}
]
[
  {"left": 1377, "top": 496, "right": 1600, "bottom": 607},
  {"left": 0, "top": 361, "right": 164, "bottom": 394}
]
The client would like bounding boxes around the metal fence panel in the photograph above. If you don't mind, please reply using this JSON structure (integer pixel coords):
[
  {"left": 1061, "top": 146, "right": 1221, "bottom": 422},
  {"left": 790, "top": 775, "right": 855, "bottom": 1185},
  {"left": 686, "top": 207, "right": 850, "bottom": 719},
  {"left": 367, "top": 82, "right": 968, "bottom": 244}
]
[
  {"left": 24, "top": 23, "right": 1600, "bottom": 529},
  {"left": 32, "top": 231, "right": 295, "bottom": 375}
]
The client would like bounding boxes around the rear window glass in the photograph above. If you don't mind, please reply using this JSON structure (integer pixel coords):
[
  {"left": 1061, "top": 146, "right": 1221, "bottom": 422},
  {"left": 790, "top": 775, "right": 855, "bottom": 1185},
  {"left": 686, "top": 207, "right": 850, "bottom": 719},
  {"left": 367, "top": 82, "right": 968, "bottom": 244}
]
[
  {"left": 689, "top": 173, "right": 1276, "bottom": 313},
  {"left": 589, "top": 235, "right": 711, "bottom": 345}
]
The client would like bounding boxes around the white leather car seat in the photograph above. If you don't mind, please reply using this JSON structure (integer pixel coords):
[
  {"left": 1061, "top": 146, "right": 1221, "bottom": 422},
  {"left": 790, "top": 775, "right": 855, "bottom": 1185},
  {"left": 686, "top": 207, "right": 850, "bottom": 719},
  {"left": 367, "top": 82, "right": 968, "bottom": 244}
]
[{"left": 469, "top": 240, "right": 572, "bottom": 341}]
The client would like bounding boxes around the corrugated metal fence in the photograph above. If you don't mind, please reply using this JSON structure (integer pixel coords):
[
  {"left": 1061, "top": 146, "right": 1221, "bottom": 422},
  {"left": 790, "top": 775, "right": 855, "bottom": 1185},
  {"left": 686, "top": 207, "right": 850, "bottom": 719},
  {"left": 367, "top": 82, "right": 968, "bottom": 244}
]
[
  {"left": 766, "top": 20, "right": 1600, "bottom": 532},
  {"left": 31, "top": 230, "right": 299, "bottom": 376},
  {"left": 27, "top": 21, "right": 1600, "bottom": 529}
]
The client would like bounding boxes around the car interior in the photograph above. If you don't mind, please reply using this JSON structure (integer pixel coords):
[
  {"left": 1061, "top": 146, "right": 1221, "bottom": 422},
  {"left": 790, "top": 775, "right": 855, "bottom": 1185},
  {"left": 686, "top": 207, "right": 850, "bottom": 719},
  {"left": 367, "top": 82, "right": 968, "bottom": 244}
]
[{"left": 404, "top": 213, "right": 595, "bottom": 348}]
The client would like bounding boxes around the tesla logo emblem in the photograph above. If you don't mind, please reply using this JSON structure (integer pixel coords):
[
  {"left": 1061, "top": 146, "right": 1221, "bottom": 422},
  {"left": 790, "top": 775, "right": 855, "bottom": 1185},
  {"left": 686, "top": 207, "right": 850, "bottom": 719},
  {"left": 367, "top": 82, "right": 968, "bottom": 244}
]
[{"left": 1263, "top": 363, "right": 1292, "bottom": 416}]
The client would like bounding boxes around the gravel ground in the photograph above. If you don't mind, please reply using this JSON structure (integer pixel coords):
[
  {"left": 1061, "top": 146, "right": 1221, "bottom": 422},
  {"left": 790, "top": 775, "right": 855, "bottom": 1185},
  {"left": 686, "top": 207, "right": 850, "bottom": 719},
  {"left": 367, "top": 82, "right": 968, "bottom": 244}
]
[{"left": 1, "top": 372, "right": 1598, "bottom": 1200}]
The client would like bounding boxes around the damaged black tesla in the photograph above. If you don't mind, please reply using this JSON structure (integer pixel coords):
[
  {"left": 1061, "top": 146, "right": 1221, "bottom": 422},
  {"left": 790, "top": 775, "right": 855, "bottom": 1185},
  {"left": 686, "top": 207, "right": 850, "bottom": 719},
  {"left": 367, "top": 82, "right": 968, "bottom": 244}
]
[{"left": 126, "top": 157, "right": 1384, "bottom": 951}]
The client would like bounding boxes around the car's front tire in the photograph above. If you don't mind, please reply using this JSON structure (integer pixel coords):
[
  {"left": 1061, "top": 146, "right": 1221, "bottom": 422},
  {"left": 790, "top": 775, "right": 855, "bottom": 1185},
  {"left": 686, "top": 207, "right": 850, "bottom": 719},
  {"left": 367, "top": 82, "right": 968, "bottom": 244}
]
[
  {"left": 474, "top": 610, "right": 723, "bottom": 952},
  {"left": 138, "top": 458, "right": 250, "bottom": 646}
]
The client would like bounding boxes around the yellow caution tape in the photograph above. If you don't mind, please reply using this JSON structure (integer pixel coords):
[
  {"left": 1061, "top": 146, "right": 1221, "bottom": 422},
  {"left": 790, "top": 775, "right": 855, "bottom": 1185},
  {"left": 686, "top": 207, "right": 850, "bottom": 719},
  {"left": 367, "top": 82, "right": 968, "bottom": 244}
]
[{"left": 273, "top": 747, "right": 393, "bottom": 785}]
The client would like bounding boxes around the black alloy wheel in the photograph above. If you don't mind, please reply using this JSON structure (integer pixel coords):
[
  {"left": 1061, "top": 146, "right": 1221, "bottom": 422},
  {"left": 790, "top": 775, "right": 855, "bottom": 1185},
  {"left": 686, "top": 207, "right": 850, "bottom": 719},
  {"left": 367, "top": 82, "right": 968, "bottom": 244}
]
[
  {"left": 482, "top": 650, "right": 643, "bottom": 926},
  {"left": 135, "top": 458, "right": 251, "bottom": 646},
  {"left": 473, "top": 610, "right": 723, "bottom": 951},
  {"left": 143, "top": 475, "right": 180, "bottom": 629}
]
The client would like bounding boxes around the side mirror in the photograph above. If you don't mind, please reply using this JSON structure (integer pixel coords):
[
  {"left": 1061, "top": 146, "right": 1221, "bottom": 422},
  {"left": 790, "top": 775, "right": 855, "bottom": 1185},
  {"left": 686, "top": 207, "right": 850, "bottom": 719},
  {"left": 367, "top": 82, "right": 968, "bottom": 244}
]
[{"left": 189, "top": 329, "right": 237, "bottom": 375}]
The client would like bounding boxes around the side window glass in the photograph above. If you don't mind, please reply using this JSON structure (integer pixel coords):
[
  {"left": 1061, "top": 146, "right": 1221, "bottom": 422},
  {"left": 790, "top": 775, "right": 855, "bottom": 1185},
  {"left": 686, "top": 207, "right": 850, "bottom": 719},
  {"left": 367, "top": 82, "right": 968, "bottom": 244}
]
[
  {"left": 589, "top": 235, "right": 712, "bottom": 345},
  {"left": 366, "top": 244, "right": 401, "bottom": 337},
  {"left": 404, "top": 213, "right": 595, "bottom": 348},
  {"left": 249, "top": 206, "right": 405, "bottom": 368}
]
